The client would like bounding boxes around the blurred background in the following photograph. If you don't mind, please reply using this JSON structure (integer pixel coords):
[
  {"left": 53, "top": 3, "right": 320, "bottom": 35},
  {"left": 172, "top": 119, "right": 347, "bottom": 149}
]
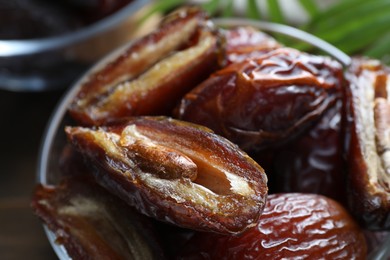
[
  {"left": 1, "top": 0, "right": 389, "bottom": 92},
  {"left": 1, "top": 0, "right": 389, "bottom": 258}
]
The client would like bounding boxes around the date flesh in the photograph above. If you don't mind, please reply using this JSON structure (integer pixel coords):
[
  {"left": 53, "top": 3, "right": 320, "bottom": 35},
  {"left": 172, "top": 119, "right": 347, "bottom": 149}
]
[
  {"left": 65, "top": 116, "right": 268, "bottom": 234},
  {"left": 31, "top": 178, "right": 166, "bottom": 260},
  {"left": 177, "top": 193, "right": 367, "bottom": 260},
  {"left": 344, "top": 57, "right": 390, "bottom": 229},
  {"left": 176, "top": 47, "right": 344, "bottom": 151},
  {"left": 69, "top": 7, "right": 221, "bottom": 126}
]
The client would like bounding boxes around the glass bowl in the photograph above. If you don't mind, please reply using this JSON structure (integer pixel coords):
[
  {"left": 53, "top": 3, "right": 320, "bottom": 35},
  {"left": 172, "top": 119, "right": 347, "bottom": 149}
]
[
  {"left": 0, "top": 0, "right": 149, "bottom": 91},
  {"left": 36, "top": 18, "right": 389, "bottom": 259}
]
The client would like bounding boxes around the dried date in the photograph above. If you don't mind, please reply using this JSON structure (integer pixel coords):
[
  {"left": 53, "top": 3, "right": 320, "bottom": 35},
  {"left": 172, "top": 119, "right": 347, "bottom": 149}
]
[
  {"left": 31, "top": 178, "right": 166, "bottom": 259},
  {"left": 344, "top": 57, "right": 390, "bottom": 230},
  {"left": 176, "top": 47, "right": 344, "bottom": 151},
  {"left": 223, "top": 26, "right": 281, "bottom": 64},
  {"left": 265, "top": 98, "right": 347, "bottom": 203},
  {"left": 177, "top": 193, "right": 367, "bottom": 260},
  {"left": 65, "top": 116, "right": 268, "bottom": 234},
  {"left": 69, "top": 7, "right": 222, "bottom": 126}
]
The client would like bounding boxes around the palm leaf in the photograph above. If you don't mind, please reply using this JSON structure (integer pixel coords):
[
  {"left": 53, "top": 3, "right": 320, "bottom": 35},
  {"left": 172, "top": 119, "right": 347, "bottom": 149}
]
[
  {"left": 138, "top": 0, "right": 390, "bottom": 63},
  {"left": 298, "top": 0, "right": 319, "bottom": 17},
  {"left": 138, "top": 0, "right": 184, "bottom": 24},
  {"left": 201, "top": 0, "right": 221, "bottom": 15},
  {"left": 365, "top": 32, "right": 390, "bottom": 60},
  {"left": 246, "top": 0, "right": 262, "bottom": 20},
  {"left": 266, "top": 0, "right": 285, "bottom": 24}
]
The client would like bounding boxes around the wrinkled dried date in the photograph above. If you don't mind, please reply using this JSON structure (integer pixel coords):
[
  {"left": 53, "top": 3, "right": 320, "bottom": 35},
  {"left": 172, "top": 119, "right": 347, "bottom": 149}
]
[
  {"left": 31, "top": 178, "right": 166, "bottom": 259},
  {"left": 176, "top": 47, "right": 344, "bottom": 151},
  {"left": 256, "top": 98, "right": 347, "bottom": 203},
  {"left": 69, "top": 7, "right": 222, "bottom": 126},
  {"left": 344, "top": 57, "right": 390, "bottom": 230},
  {"left": 223, "top": 26, "right": 281, "bottom": 64},
  {"left": 65, "top": 116, "right": 268, "bottom": 234},
  {"left": 177, "top": 193, "right": 367, "bottom": 260}
]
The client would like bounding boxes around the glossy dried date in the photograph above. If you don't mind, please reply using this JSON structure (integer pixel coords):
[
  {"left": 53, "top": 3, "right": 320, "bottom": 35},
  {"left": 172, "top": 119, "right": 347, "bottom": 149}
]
[
  {"left": 31, "top": 178, "right": 166, "bottom": 259},
  {"left": 176, "top": 47, "right": 344, "bottom": 151},
  {"left": 223, "top": 26, "right": 281, "bottom": 64},
  {"left": 178, "top": 193, "right": 367, "bottom": 260},
  {"left": 268, "top": 98, "right": 347, "bottom": 203},
  {"left": 344, "top": 57, "right": 390, "bottom": 230},
  {"left": 65, "top": 116, "right": 268, "bottom": 234},
  {"left": 69, "top": 7, "right": 221, "bottom": 126}
]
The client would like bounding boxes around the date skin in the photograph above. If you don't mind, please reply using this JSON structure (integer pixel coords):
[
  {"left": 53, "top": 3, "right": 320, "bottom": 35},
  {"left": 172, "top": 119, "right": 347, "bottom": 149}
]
[
  {"left": 177, "top": 193, "right": 367, "bottom": 260},
  {"left": 31, "top": 178, "right": 166, "bottom": 260},
  {"left": 69, "top": 6, "right": 222, "bottom": 126},
  {"left": 259, "top": 98, "right": 347, "bottom": 204},
  {"left": 176, "top": 47, "right": 344, "bottom": 151},
  {"left": 344, "top": 57, "right": 390, "bottom": 230},
  {"left": 223, "top": 26, "right": 281, "bottom": 64},
  {"left": 65, "top": 116, "right": 268, "bottom": 235}
]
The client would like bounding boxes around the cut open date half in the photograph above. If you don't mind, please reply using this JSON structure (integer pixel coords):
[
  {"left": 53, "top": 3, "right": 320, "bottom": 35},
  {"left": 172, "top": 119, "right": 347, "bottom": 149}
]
[{"left": 33, "top": 6, "right": 390, "bottom": 260}]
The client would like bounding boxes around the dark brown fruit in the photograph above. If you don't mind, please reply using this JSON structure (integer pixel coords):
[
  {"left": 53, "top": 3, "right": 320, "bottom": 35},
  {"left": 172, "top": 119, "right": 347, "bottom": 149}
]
[
  {"left": 177, "top": 193, "right": 367, "bottom": 260},
  {"left": 223, "top": 26, "right": 281, "bottom": 64},
  {"left": 69, "top": 6, "right": 222, "bottom": 126},
  {"left": 344, "top": 57, "right": 390, "bottom": 230},
  {"left": 65, "top": 116, "right": 268, "bottom": 234},
  {"left": 176, "top": 47, "right": 344, "bottom": 151},
  {"left": 258, "top": 98, "right": 347, "bottom": 203},
  {"left": 31, "top": 178, "right": 166, "bottom": 259}
]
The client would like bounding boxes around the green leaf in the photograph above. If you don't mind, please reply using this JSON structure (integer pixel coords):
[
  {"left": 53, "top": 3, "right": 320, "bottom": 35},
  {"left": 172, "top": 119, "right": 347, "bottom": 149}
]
[
  {"left": 298, "top": 0, "right": 319, "bottom": 17},
  {"left": 364, "top": 32, "right": 390, "bottom": 60},
  {"left": 334, "top": 14, "right": 390, "bottom": 54},
  {"left": 246, "top": 0, "right": 262, "bottom": 20},
  {"left": 222, "top": 0, "right": 234, "bottom": 17},
  {"left": 139, "top": 0, "right": 185, "bottom": 24},
  {"left": 312, "top": 5, "right": 390, "bottom": 44},
  {"left": 308, "top": 0, "right": 390, "bottom": 34},
  {"left": 266, "top": 0, "right": 285, "bottom": 24},
  {"left": 202, "top": 0, "right": 221, "bottom": 15},
  {"left": 303, "top": 0, "right": 369, "bottom": 31}
]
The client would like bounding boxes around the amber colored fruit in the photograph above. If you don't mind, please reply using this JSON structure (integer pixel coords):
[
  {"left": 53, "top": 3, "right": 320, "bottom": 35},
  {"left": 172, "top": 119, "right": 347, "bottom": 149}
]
[
  {"left": 177, "top": 193, "right": 367, "bottom": 260},
  {"left": 344, "top": 57, "right": 390, "bottom": 230},
  {"left": 176, "top": 47, "right": 344, "bottom": 151},
  {"left": 255, "top": 98, "right": 347, "bottom": 204},
  {"left": 69, "top": 6, "right": 221, "bottom": 126},
  {"left": 65, "top": 116, "right": 268, "bottom": 234},
  {"left": 223, "top": 26, "right": 281, "bottom": 64},
  {"left": 31, "top": 178, "right": 166, "bottom": 259}
]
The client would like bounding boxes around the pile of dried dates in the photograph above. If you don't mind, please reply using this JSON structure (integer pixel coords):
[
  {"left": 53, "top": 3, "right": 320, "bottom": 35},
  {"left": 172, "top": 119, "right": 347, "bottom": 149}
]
[{"left": 32, "top": 6, "right": 390, "bottom": 259}]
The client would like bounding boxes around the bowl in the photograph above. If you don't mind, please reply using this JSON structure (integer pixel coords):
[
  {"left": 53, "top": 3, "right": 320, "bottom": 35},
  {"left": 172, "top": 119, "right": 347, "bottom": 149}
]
[
  {"left": 0, "top": 0, "right": 150, "bottom": 91},
  {"left": 36, "top": 17, "right": 389, "bottom": 259}
]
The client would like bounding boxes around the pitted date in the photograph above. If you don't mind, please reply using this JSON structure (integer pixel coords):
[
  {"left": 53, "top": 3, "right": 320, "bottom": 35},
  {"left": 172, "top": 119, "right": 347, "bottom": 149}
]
[
  {"left": 177, "top": 193, "right": 367, "bottom": 260},
  {"left": 65, "top": 116, "right": 268, "bottom": 234},
  {"left": 344, "top": 57, "right": 390, "bottom": 230},
  {"left": 176, "top": 47, "right": 344, "bottom": 151},
  {"left": 69, "top": 7, "right": 222, "bottom": 126},
  {"left": 32, "top": 178, "right": 166, "bottom": 259}
]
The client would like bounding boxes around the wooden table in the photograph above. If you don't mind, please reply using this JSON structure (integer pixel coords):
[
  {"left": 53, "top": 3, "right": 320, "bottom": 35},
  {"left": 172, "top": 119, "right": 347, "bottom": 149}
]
[{"left": 0, "top": 89, "right": 63, "bottom": 259}]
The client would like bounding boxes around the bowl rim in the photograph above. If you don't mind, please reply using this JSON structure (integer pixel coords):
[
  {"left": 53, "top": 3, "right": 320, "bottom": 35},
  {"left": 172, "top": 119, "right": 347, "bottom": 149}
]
[
  {"left": 36, "top": 37, "right": 134, "bottom": 185},
  {"left": 0, "top": 0, "right": 150, "bottom": 57}
]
